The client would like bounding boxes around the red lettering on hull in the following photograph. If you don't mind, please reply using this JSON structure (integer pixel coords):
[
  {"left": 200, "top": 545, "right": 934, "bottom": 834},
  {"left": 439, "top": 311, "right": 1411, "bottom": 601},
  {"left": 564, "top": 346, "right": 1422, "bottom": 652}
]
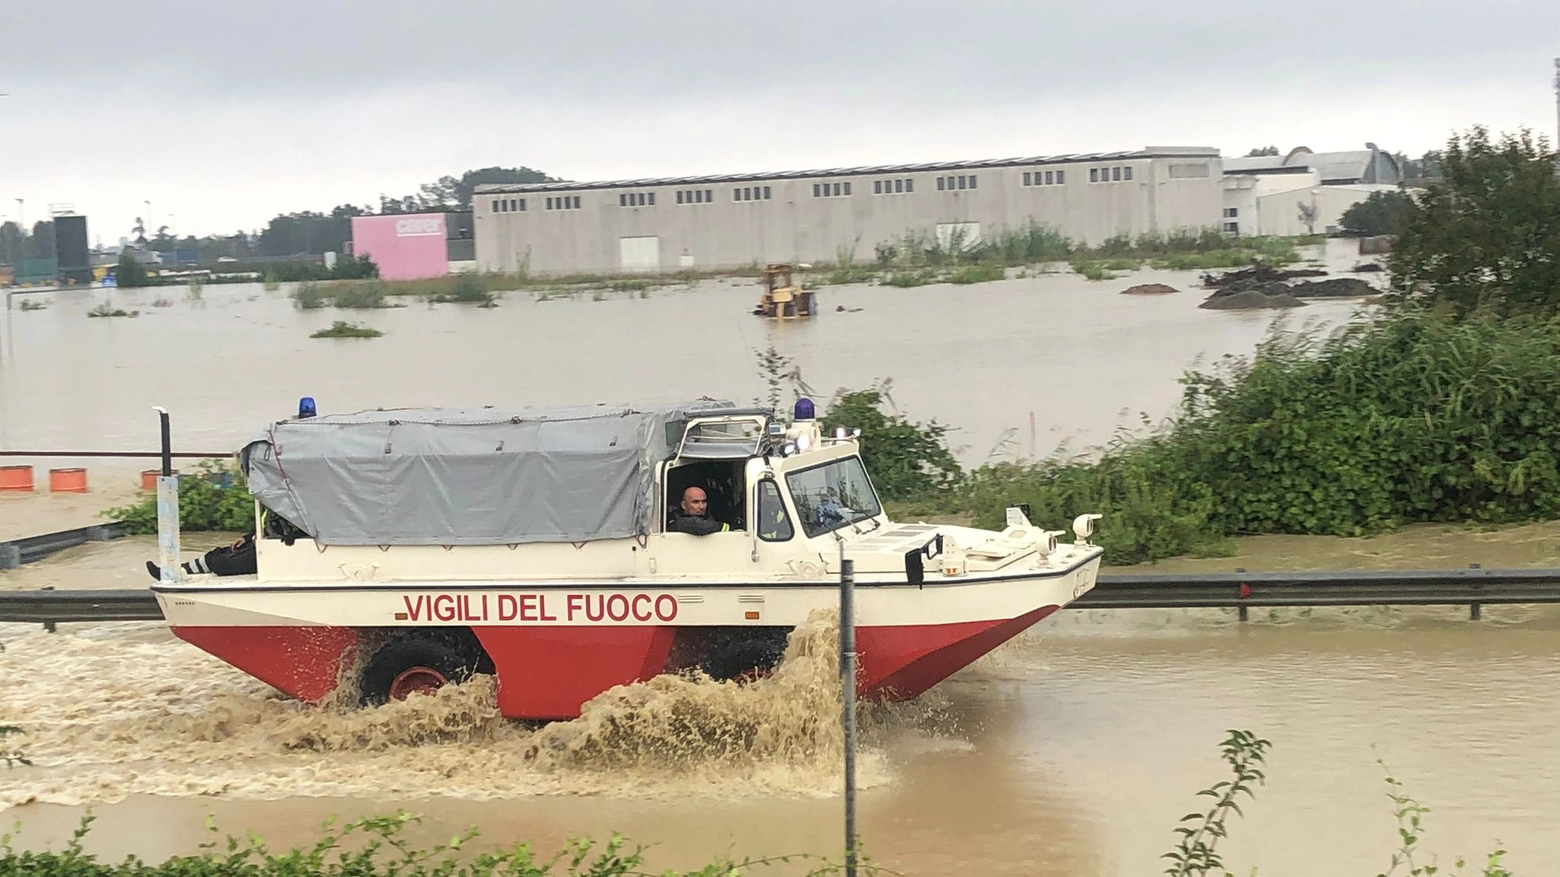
[{"left": 398, "top": 592, "right": 679, "bottom": 624}]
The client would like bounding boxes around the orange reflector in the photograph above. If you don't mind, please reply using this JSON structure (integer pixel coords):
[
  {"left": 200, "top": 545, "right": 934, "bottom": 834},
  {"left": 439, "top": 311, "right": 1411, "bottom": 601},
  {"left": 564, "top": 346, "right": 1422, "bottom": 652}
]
[
  {"left": 394, "top": 612, "right": 409, "bottom": 621},
  {"left": 744, "top": 611, "right": 760, "bottom": 620}
]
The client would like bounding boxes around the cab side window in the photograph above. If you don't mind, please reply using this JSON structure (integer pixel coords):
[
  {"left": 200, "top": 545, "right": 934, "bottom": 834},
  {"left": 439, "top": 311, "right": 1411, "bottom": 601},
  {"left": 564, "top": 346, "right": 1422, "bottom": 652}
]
[{"left": 757, "top": 480, "right": 794, "bottom": 542}]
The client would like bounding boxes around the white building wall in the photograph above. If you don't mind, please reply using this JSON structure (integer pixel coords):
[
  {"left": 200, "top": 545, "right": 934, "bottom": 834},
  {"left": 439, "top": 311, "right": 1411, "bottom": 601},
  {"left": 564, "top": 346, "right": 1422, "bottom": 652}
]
[{"left": 473, "top": 149, "right": 1225, "bottom": 276}]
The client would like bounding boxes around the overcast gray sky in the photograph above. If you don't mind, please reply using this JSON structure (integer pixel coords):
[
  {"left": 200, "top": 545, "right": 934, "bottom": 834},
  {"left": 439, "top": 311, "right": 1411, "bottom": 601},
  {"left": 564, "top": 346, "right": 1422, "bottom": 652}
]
[{"left": 3, "top": 0, "right": 1558, "bottom": 242}]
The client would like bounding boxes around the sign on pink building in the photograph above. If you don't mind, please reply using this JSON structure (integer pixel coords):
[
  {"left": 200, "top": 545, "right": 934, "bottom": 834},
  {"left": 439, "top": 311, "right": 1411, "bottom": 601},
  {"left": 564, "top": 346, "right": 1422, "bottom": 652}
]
[{"left": 350, "top": 214, "right": 450, "bottom": 280}]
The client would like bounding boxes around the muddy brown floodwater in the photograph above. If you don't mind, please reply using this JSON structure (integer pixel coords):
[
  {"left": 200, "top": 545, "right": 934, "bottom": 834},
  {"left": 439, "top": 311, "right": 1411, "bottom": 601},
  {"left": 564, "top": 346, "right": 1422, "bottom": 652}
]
[{"left": 3, "top": 242, "right": 1556, "bottom": 874}]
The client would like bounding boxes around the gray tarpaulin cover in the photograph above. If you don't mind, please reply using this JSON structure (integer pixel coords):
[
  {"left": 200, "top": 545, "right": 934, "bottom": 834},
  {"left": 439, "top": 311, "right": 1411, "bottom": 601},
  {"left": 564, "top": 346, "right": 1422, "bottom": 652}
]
[{"left": 238, "top": 400, "right": 738, "bottom": 546}]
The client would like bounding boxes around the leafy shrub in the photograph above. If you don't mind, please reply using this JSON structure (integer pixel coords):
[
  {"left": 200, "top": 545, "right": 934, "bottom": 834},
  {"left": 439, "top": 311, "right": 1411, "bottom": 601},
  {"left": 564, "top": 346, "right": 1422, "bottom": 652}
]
[{"left": 106, "top": 461, "right": 255, "bottom": 534}]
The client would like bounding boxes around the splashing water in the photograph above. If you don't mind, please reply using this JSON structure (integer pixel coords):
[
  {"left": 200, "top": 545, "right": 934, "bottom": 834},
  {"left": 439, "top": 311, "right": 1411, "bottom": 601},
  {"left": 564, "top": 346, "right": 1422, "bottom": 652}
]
[{"left": 0, "top": 611, "right": 953, "bottom": 810}]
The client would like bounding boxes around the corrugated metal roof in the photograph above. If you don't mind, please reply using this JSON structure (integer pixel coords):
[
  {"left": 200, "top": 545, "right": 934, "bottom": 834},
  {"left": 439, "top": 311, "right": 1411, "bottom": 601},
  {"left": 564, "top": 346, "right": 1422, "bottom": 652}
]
[
  {"left": 473, "top": 147, "right": 1219, "bottom": 194},
  {"left": 1223, "top": 149, "right": 1400, "bottom": 184}
]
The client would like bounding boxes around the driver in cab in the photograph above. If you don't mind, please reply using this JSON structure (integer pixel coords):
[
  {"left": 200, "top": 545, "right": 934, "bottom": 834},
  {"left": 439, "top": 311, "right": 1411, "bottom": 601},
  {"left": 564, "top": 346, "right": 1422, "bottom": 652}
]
[{"left": 668, "top": 486, "right": 732, "bottom": 535}]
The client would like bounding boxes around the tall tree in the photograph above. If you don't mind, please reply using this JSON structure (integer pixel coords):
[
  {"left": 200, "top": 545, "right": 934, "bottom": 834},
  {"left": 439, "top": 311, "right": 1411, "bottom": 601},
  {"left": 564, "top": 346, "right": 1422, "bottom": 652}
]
[
  {"left": 0, "top": 221, "right": 23, "bottom": 265},
  {"left": 1246, "top": 146, "right": 1280, "bottom": 157},
  {"left": 27, "top": 221, "right": 54, "bottom": 260},
  {"left": 1339, "top": 190, "right": 1412, "bottom": 237},
  {"left": 1390, "top": 127, "right": 1560, "bottom": 317}
]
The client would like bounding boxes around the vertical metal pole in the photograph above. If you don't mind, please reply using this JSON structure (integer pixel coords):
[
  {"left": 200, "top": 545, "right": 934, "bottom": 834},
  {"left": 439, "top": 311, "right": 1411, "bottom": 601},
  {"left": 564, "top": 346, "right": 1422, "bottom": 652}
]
[
  {"left": 840, "top": 553, "right": 858, "bottom": 877},
  {"left": 153, "top": 407, "right": 180, "bottom": 582}
]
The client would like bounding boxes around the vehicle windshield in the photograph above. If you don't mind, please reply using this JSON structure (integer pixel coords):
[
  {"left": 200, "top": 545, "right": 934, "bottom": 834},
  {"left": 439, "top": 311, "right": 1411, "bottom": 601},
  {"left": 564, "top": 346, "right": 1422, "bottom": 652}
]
[{"left": 785, "top": 456, "right": 883, "bottom": 538}]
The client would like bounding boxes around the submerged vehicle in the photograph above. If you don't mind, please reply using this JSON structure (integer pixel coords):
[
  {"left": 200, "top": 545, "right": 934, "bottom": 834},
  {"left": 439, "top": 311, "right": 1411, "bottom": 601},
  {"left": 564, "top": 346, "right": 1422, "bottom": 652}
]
[
  {"left": 753, "top": 264, "right": 817, "bottom": 318},
  {"left": 151, "top": 398, "right": 1103, "bottom": 720}
]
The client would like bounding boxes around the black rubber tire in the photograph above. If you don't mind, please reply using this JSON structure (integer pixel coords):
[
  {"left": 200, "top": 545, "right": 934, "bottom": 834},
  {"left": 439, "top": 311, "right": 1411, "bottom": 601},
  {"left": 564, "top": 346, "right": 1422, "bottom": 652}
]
[
  {"left": 701, "top": 630, "right": 790, "bottom": 682},
  {"left": 359, "top": 637, "right": 477, "bottom": 706}
]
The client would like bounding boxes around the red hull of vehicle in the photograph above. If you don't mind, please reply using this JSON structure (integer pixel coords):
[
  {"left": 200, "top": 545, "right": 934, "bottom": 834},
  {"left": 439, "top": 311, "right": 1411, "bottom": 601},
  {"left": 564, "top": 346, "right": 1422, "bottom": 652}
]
[{"left": 171, "top": 605, "right": 1059, "bottom": 720}]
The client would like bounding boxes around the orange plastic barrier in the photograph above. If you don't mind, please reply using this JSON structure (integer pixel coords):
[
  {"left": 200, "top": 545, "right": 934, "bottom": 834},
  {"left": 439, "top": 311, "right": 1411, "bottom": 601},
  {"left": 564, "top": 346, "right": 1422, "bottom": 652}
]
[
  {"left": 0, "top": 465, "right": 34, "bottom": 492},
  {"left": 48, "top": 467, "right": 89, "bottom": 493}
]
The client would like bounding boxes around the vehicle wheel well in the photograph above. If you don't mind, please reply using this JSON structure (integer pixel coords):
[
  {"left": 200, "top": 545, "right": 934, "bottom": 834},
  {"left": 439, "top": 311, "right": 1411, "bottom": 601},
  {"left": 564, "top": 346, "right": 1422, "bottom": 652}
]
[
  {"left": 359, "top": 626, "right": 495, "bottom": 674},
  {"left": 356, "top": 628, "right": 499, "bottom": 707},
  {"left": 698, "top": 626, "right": 793, "bottom": 682}
]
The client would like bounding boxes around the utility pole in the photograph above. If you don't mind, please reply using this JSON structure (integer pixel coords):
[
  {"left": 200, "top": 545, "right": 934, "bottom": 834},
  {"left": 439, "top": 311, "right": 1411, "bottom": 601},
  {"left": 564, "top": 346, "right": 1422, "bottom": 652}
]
[{"left": 1553, "top": 58, "right": 1559, "bottom": 176}]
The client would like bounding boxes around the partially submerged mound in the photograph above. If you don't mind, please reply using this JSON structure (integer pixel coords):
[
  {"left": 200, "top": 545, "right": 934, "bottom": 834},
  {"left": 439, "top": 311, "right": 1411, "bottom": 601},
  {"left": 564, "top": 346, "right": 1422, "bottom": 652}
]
[
  {"left": 1198, "top": 288, "right": 1310, "bottom": 308},
  {"left": 1201, "top": 264, "right": 1328, "bottom": 288},
  {"left": 1290, "top": 277, "right": 1376, "bottom": 298},
  {"left": 1120, "top": 283, "right": 1179, "bottom": 296}
]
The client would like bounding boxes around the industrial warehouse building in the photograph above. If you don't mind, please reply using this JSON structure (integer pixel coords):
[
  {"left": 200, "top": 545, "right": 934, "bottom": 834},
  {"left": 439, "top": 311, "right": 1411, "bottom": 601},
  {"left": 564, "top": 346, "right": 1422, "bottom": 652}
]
[
  {"left": 472, "top": 147, "right": 1225, "bottom": 276},
  {"left": 1220, "top": 146, "right": 1404, "bottom": 237}
]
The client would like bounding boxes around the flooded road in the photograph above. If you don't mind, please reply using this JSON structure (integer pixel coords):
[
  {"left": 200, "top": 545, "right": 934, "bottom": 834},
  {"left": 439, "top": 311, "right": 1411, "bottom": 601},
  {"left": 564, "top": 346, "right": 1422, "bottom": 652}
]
[
  {"left": 4, "top": 605, "right": 1558, "bottom": 876},
  {"left": 6, "top": 242, "right": 1557, "bottom": 874}
]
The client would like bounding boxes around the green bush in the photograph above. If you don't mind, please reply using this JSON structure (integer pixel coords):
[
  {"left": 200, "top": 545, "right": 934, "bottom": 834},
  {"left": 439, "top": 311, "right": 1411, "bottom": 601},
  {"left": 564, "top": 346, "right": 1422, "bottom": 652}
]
[
  {"left": 292, "top": 281, "right": 327, "bottom": 309},
  {"left": 1070, "top": 260, "right": 1111, "bottom": 281},
  {"left": 311, "top": 321, "right": 383, "bottom": 338},
  {"left": 821, "top": 387, "right": 962, "bottom": 501},
  {"left": 882, "top": 271, "right": 934, "bottom": 288},
  {"left": 950, "top": 309, "right": 1560, "bottom": 562},
  {"left": 944, "top": 264, "right": 1005, "bottom": 285},
  {"left": 431, "top": 272, "right": 498, "bottom": 306},
  {"left": 114, "top": 252, "right": 150, "bottom": 288},
  {"left": 332, "top": 282, "right": 387, "bottom": 309},
  {"left": 0, "top": 811, "right": 871, "bottom": 877},
  {"left": 106, "top": 461, "right": 254, "bottom": 534}
]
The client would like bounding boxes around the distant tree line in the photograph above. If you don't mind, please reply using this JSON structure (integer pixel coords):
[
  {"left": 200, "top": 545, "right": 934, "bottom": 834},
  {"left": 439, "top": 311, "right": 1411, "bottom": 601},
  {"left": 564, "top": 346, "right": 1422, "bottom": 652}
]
[
  {"left": 2, "top": 165, "right": 560, "bottom": 268},
  {"left": 253, "top": 166, "right": 556, "bottom": 258},
  {"left": 0, "top": 220, "right": 56, "bottom": 265}
]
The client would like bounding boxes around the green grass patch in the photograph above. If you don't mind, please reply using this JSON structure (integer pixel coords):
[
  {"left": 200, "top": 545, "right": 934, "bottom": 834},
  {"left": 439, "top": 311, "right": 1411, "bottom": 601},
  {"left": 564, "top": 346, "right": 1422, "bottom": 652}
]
[
  {"left": 311, "top": 320, "right": 382, "bottom": 338},
  {"left": 944, "top": 264, "right": 1006, "bottom": 284}
]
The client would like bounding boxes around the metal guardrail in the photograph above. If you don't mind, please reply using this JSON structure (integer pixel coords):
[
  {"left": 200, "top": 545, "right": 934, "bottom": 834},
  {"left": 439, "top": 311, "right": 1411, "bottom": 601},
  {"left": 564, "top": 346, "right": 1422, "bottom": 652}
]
[
  {"left": 0, "top": 522, "right": 127, "bottom": 569},
  {"left": 1074, "top": 567, "right": 1560, "bottom": 620},
  {"left": 4, "top": 568, "right": 1560, "bottom": 629}
]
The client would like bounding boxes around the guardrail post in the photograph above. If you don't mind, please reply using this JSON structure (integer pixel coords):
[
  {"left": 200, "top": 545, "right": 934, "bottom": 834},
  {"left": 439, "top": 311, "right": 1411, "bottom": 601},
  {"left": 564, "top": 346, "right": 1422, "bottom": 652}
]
[
  {"left": 0, "top": 543, "right": 18, "bottom": 570},
  {"left": 1235, "top": 568, "right": 1249, "bottom": 621},
  {"left": 1469, "top": 563, "right": 1482, "bottom": 621},
  {"left": 42, "top": 585, "right": 56, "bottom": 632}
]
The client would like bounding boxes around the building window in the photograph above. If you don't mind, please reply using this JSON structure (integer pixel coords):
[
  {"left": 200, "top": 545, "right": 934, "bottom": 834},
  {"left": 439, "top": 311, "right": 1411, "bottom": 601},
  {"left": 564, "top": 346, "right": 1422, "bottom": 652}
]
[
  {"left": 705, "top": 189, "right": 713, "bottom": 202},
  {"left": 904, "top": 179, "right": 912, "bottom": 193},
  {"left": 873, "top": 180, "right": 882, "bottom": 194},
  {"left": 1023, "top": 172, "right": 1032, "bottom": 186},
  {"left": 1090, "top": 169, "right": 1099, "bottom": 183},
  {"left": 1223, "top": 207, "right": 1239, "bottom": 218},
  {"left": 813, "top": 183, "right": 821, "bottom": 197},
  {"left": 1112, "top": 167, "right": 1122, "bottom": 182},
  {"left": 937, "top": 177, "right": 946, "bottom": 191},
  {"left": 1124, "top": 166, "right": 1133, "bottom": 181},
  {"left": 546, "top": 197, "right": 553, "bottom": 209},
  {"left": 969, "top": 175, "right": 977, "bottom": 189},
  {"left": 763, "top": 185, "right": 771, "bottom": 199},
  {"left": 1045, "top": 171, "right": 1055, "bottom": 185},
  {"left": 1224, "top": 221, "right": 1240, "bottom": 233},
  {"left": 1056, "top": 170, "right": 1065, "bottom": 184},
  {"left": 492, "top": 199, "right": 501, "bottom": 212}
]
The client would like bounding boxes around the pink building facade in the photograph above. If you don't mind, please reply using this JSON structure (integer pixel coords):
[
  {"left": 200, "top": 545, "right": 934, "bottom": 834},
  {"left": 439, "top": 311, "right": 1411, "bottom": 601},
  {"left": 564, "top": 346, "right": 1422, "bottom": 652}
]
[{"left": 350, "top": 214, "right": 450, "bottom": 280}]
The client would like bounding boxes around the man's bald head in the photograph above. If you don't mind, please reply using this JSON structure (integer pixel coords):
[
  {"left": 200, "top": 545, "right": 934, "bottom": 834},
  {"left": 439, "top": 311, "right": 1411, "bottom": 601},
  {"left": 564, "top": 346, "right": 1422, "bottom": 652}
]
[{"left": 680, "top": 486, "right": 709, "bottom": 517}]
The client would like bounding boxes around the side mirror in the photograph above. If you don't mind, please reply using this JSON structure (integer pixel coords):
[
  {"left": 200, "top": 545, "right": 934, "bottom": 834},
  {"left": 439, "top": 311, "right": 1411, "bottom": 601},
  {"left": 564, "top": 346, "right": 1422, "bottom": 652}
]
[{"left": 904, "top": 548, "right": 925, "bottom": 585}]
